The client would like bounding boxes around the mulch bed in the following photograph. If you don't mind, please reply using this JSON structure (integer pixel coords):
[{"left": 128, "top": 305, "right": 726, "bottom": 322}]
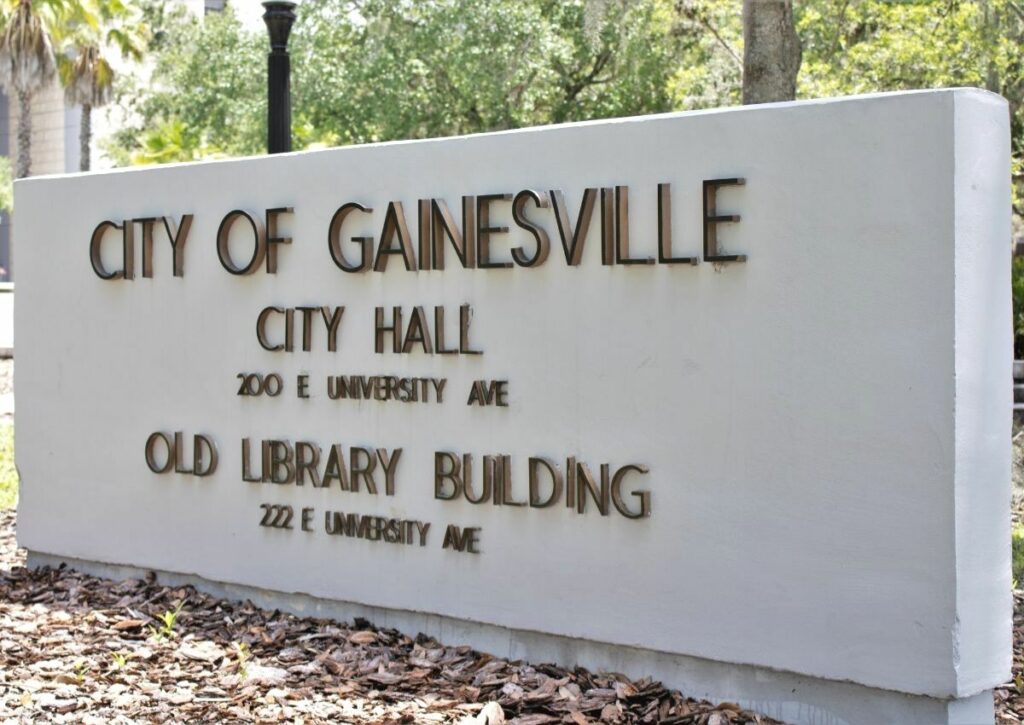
[
  {"left": 997, "top": 588, "right": 1024, "bottom": 724},
  {"left": 0, "top": 508, "right": 780, "bottom": 724}
]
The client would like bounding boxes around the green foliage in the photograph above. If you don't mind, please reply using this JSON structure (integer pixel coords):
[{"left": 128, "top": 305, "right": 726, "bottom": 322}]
[
  {"left": 0, "top": 0, "right": 63, "bottom": 94},
  {"left": 0, "top": 423, "right": 16, "bottom": 510},
  {"left": 0, "top": 156, "right": 12, "bottom": 215},
  {"left": 57, "top": 0, "right": 148, "bottom": 109},
  {"left": 149, "top": 602, "right": 184, "bottom": 641},
  {"left": 1013, "top": 524, "right": 1024, "bottom": 589},
  {"left": 799, "top": 1, "right": 987, "bottom": 94},
  {"left": 72, "top": 659, "right": 90, "bottom": 682},
  {"left": 61, "top": 0, "right": 1024, "bottom": 356},
  {"left": 797, "top": 0, "right": 1024, "bottom": 212},
  {"left": 127, "top": 118, "right": 222, "bottom": 166},
  {"left": 666, "top": 0, "right": 742, "bottom": 110},
  {"left": 232, "top": 641, "right": 250, "bottom": 679},
  {"left": 111, "top": 0, "right": 687, "bottom": 159},
  {"left": 106, "top": 0, "right": 1024, "bottom": 176},
  {"left": 1014, "top": 257, "right": 1024, "bottom": 356},
  {"left": 110, "top": 4, "right": 264, "bottom": 162}
]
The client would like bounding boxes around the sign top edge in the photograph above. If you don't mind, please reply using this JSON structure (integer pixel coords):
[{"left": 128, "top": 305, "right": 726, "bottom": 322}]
[{"left": 13, "top": 87, "right": 1003, "bottom": 187}]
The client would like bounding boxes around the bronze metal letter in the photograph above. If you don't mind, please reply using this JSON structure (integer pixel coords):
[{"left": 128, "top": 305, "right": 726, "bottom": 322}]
[
  {"left": 418, "top": 199, "right": 432, "bottom": 271},
  {"left": 256, "top": 306, "right": 286, "bottom": 352},
  {"left": 321, "top": 306, "right": 344, "bottom": 352},
  {"left": 268, "top": 439, "right": 295, "bottom": 484},
  {"left": 328, "top": 202, "right": 372, "bottom": 272},
  {"left": 511, "top": 189, "right": 551, "bottom": 267},
  {"left": 349, "top": 446, "right": 378, "bottom": 493},
  {"left": 434, "top": 451, "right": 463, "bottom": 500},
  {"left": 566, "top": 456, "right": 576, "bottom": 509},
  {"left": 173, "top": 431, "right": 192, "bottom": 474},
  {"left": 611, "top": 464, "right": 651, "bottom": 519},
  {"left": 528, "top": 457, "right": 562, "bottom": 507},
  {"left": 89, "top": 220, "right": 124, "bottom": 280},
  {"left": 430, "top": 197, "right": 477, "bottom": 270},
  {"left": 377, "top": 448, "right": 402, "bottom": 495},
  {"left": 217, "top": 210, "right": 267, "bottom": 275},
  {"left": 297, "top": 306, "right": 317, "bottom": 351},
  {"left": 193, "top": 434, "right": 218, "bottom": 476},
  {"left": 242, "top": 438, "right": 262, "bottom": 482},
  {"left": 434, "top": 307, "right": 456, "bottom": 355},
  {"left": 145, "top": 431, "right": 174, "bottom": 473},
  {"left": 468, "top": 455, "right": 494, "bottom": 504},
  {"left": 550, "top": 189, "right": 597, "bottom": 266},
  {"left": 402, "top": 306, "right": 434, "bottom": 354},
  {"left": 374, "top": 201, "right": 417, "bottom": 272},
  {"left": 576, "top": 461, "right": 610, "bottom": 515},
  {"left": 122, "top": 218, "right": 135, "bottom": 280},
  {"left": 162, "top": 214, "right": 193, "bottom": 277},
  {"left": 657, "top": 183, "right": 696, "bottom": 264},
  {"left": 615, "top": 186, "right": 652, "bottom": 265},
  {"left": 294, "top": 441, "right": 321, "bottom": 486},
  {"left": 476, "top": 193, "right": 513, "bottom": 269},
  {"left": 600, "top": 187, "right": 614, "bottom": 266},
  {"left": 374, "top": 306, "right": 402, "bottom": 354},
  {"left": 459, "top": 304, "right": 482, "bottom": 355},
  {"left": 500, "top": 455, "right": 524, "bottom": 506},
  {"left": 264, "top": 206, "right": 293, "bottom": 273},
  {"left": 284, "top": 308, "right": 295, "bottom": 352},
  {"left": 703, "top": 178, "right": 746, "bottom": 263},
  {"left": 136, "top": 217, "right": 158, "bottom": 278},
  {"left": 322, "top": 444, "right": 350, "bottom": 489}
]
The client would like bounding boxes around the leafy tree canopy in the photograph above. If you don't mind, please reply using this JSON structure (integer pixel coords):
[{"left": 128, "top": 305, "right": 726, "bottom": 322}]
[{"left": 107, "top": 0, "right": 1024, "bottom": 214}]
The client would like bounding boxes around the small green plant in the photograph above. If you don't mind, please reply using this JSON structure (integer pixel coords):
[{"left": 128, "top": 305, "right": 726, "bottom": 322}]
[
  {"left": 232, "top": 641, "right": 250, "bottom": 679},
  {"left": 149, "top": 602, "right": 184, "bottom": 641},
  {"left": 0, "top": 423, "right": 17, "bottom": 510},
  {"left": 73, "top": 660, "right": 90, "bottom": 683},
  {"left": 1012, "top": 525, "right": 1024, "bottom": 590},
  {"left": 110, "top": 652, "right": 129, "bottom": 671}
]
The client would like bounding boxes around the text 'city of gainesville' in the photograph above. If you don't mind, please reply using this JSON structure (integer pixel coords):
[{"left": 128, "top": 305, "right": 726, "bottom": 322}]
[{"left": 88, "top": 179, "right": 747, "bottom": 281}]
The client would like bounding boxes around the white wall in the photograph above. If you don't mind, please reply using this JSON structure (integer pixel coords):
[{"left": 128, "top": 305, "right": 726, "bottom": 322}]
[{"left": 13, "top": 89, "right": 1012, "bottom": 702}]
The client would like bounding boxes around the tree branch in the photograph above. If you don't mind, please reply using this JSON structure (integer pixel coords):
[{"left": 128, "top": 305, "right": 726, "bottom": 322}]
[
  {"left": 705, "top": 20, "right": 742, "bottom": 67},
  {"left": 677, "top": 4, "right": 742, "bottom": 69},
  {"left": 828, "top": 0, "right": 850, "bottom": 60},
  {"left": 1007, "top": 0, "right": 1024, "bottom": 24}
]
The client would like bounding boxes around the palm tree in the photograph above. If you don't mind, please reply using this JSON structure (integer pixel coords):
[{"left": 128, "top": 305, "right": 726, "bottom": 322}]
[
  {"left": 0, "top": 0, "right": 60, "bottom": 178},
  {"left": 59, "top": 0, "right": 145, "bottom": 171},
  {"left": 61, "top": 43, "right": 109, "bottom": 172}
]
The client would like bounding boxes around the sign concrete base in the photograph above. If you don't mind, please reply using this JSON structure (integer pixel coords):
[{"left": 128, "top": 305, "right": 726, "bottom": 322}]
[{"left": 26, "top": 550, "right": 996, "bottom": 725}]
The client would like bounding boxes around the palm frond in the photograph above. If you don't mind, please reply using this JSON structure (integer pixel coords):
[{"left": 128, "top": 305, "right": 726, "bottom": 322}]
[{"left": 0, "top": 0, "right": 57, "bottom": 95}]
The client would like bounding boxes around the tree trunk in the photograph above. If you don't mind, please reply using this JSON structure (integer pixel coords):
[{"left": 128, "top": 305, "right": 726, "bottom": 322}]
[
  {"left": 80, "top": 104, "right": 91, "bottom": 172},
  {"left": 742, "top": 0, "right": 802, "bottom": 105},
  {"left": 980, "top": 0, "right": 1000, "bottom": 93},
  {"left": 16, "top": 89, "right": 32, "bottom": 179}
]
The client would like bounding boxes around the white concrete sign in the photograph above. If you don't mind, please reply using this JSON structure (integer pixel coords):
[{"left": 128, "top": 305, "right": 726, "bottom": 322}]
[{"left": 15, "top": 89, "right": 1012, "bottom": 723}]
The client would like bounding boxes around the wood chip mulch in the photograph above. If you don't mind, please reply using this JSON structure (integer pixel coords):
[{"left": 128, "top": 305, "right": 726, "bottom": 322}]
[
  {"left": 0, "top": 508, "right": 782, "bottom": 724},
  {"left": 996, "top": 588, "right": 1024, "bottom": 724}
]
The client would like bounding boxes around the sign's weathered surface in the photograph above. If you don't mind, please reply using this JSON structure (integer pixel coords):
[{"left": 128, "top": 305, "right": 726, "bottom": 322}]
[{"left": 14, "top": 89, "right": 1011, "bottom": 722}]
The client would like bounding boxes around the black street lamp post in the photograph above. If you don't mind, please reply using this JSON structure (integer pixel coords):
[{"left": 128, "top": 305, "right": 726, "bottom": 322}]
[{"left": 262, "top": 2, "right": 297, "bottom": 154}]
